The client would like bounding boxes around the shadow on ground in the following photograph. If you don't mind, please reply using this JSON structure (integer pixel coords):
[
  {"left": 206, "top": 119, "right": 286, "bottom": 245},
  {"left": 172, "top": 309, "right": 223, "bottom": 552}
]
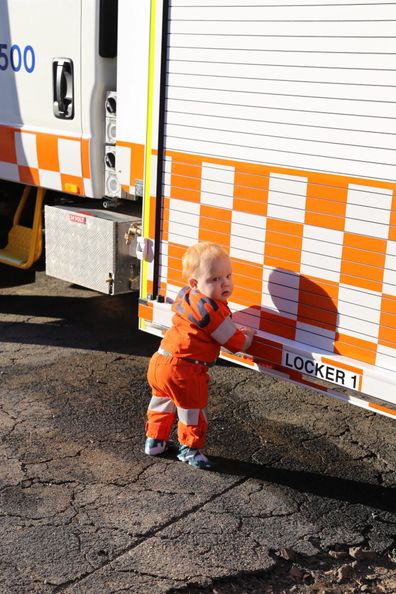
[{"left": 0, "top": 288, "right": 159, "bottom": 356}]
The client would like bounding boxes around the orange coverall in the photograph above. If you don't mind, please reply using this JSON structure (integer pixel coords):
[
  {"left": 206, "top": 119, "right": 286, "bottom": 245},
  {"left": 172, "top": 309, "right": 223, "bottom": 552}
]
[{"left": 146, "top": 287, "right": 246, "bottom": 448}]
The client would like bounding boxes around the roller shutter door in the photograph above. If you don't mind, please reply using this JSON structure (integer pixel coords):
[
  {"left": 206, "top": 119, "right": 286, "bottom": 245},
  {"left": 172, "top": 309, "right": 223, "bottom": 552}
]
[{"left": 157, "top": 0, "right": 396, "bottom": 389}]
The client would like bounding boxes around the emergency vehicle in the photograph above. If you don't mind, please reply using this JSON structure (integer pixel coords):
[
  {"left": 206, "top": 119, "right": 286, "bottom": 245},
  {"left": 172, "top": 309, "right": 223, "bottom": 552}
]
[{"left": 0, "top": 0, "right": 395, "bottom": 420}]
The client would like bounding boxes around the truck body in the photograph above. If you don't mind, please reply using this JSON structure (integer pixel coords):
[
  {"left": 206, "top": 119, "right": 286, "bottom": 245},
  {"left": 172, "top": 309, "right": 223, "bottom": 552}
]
[{"left": 0, "top": 0, "right": 395, "bottom": 419}]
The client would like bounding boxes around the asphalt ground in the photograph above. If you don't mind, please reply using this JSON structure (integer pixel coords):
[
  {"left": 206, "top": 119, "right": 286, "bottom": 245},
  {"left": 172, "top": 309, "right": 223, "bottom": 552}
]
[{"left": 0, "top": 266, "right": 395, "bottom": 594}]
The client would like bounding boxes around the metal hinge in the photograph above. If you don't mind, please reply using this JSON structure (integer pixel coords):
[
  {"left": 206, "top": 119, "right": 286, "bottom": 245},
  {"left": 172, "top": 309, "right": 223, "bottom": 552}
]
[{"left": 124, "top": 221, "right": 142, "bottom": 245}]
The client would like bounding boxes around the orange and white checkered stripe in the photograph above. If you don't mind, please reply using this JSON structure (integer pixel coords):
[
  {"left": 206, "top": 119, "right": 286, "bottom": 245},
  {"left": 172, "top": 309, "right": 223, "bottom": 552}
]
[
  {"left": 0, "top": 125, "right": 91, "bottom": 196},
  {"left": 138, "top": 149, "right": 396, "bottom": 417},
  {"left": 138, "top": 293, "right": 396, "bottom": 420}
]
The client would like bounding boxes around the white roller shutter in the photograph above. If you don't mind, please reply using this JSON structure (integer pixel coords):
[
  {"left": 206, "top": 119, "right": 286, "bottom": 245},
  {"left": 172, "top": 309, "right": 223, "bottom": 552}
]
[
  {"left": 151, "top": 1, "right": 396, "bottom": 405},
  {"left": 165, "top": 0, "right": 396, "bottom": 180}
]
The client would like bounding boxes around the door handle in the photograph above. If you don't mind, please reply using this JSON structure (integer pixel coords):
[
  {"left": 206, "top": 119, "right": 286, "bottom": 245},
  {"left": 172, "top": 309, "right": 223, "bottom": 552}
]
[{"left": 53, "top": 58, "right": 74, "bottom": 119}]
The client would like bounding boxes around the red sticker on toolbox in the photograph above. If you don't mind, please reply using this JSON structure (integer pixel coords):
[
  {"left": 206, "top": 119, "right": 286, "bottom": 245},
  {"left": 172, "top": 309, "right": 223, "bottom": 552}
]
[{"left": 69, "top": 214, "right": 86, "bottom": 224}]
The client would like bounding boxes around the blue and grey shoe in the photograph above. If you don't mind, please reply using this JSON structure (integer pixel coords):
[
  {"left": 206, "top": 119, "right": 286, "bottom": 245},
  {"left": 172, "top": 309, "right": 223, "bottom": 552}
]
[
  {"left": 177, "top": 444, "right": 213, "bottom": 470},
  {"left": 145, "top": 438, "right": 168, "bottom": 456}
]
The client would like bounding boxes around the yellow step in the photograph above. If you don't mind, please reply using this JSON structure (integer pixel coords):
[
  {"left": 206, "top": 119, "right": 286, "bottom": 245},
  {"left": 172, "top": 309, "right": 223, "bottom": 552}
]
[{"left": 0, "top": 187, "right": 44, "bottom": 269}]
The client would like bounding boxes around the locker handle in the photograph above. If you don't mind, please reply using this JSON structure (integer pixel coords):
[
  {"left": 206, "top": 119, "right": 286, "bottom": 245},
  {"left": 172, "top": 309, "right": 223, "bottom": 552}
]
[{"left": 53, "top": 58, "right": 74, "bottom": 119}]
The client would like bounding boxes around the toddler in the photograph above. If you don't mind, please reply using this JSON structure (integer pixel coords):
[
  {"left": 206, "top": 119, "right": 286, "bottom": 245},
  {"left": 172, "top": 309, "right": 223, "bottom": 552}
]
[{"left": 144, "top": 241, "right": 255, "bottom": 469}]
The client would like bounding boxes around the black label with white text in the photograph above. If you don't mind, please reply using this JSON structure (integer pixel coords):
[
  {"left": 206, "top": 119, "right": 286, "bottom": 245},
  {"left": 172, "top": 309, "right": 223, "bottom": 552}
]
[{"left": 282, "top": 351, "right": 361, "bottom": 390}]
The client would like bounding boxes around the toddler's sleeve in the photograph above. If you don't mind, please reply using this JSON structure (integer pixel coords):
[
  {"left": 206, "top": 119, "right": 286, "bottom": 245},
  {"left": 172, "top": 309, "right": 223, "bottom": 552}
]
[
  {"left": 177, "top": 290, "right": 247, "bottom": 353},
  {"left": 206, "top": 303, "right": 246, "bottom": 353}
]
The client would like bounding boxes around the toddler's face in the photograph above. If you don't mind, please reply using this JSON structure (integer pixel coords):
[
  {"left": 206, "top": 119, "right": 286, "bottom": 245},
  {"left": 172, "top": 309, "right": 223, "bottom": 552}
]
[{"left": 190, "top": 254, "right": 234, "bottom": 302}]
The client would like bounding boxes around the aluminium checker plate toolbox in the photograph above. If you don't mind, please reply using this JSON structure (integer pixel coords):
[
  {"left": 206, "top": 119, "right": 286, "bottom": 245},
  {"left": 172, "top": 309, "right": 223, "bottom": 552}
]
[{"left": 45, "top": 205, "right": 140, "bottom": 294}]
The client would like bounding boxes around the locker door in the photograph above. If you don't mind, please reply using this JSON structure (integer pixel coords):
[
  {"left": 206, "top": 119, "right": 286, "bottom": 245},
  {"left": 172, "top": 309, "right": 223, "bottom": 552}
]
[{"left": 139, "top": 0, "right": 396, "bottom": 417}]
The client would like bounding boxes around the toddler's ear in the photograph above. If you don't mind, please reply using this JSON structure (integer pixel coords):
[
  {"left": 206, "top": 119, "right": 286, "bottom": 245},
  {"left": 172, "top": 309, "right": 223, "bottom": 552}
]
[{"left": 189, "top": 278, "right": 197, "bottom": 288}]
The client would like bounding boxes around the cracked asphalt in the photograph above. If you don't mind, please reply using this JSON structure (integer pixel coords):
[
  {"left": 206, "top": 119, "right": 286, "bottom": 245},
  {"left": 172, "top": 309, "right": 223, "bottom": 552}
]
[{"left": 0, "top": 265, "right": 395, "bottom": 594}]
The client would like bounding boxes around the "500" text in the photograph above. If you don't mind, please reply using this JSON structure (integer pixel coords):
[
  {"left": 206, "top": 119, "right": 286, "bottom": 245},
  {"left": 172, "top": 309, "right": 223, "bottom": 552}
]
[{"left": 0, "top": 43, "right": 35, "bottom": 73}]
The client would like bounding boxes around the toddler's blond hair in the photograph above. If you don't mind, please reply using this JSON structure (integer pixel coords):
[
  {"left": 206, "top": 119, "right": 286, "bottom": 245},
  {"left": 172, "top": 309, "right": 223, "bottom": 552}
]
[{"left": 182, "top": 242, "right": 228, "bottom": 280}]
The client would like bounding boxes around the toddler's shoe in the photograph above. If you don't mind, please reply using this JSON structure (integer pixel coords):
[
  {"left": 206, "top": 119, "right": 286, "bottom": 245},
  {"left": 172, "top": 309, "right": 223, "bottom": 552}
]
[
  {"left": 177, "top": 444, "right": 213, "bottom": 470},
  {"left": 145, "top": 438, "right": 168, "bottom": 456}
]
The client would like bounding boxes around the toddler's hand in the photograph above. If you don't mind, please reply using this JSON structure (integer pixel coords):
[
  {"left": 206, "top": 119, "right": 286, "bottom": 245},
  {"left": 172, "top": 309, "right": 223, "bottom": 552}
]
[{"left": 241, "top": 326, "right": 256, "bottom": 351}]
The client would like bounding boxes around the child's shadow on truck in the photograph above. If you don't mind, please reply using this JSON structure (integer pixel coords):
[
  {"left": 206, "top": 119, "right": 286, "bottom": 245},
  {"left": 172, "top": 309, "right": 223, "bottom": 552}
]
[{"left": 233, "top": 267, "right": 340, "bottom": 369}]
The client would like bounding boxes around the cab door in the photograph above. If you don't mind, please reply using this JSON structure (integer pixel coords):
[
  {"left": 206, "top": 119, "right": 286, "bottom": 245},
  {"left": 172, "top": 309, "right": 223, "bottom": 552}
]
[
  {"left": 0, "top": 0, "right": 117, "bottom": 198},
  {"left": 0, "top": 0, "right": 83, "bottom": 192}
]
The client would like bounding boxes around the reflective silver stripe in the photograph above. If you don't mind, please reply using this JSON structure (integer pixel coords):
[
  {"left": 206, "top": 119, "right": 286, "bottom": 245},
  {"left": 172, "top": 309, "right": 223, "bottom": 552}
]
[
  {"left": 202, "top": 407, "right": 208, "bottom": 424},
  {"left": 210, "top": 316, "right": 238, "bottom": 345},
  {"left": 158, "top": 347, "right": 172, "bottom": 357},
  {"left": 148, "top": 395, "right": 176, "bottom": 414},
  {"left": 158, "top": 347, "right": 215, "bottom": 367},
  {"left": 177, "top": 407, "right": 200, "bottom": 426}
]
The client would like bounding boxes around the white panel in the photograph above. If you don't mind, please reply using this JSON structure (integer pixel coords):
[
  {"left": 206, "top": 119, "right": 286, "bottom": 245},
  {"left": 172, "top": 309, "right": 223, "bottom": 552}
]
[
  {"left": 58, "top": 139, "right": 82, "bottom": 176},
  {"left": 301, "top": 249, "right": 342, "bottom": 274},
  {"left": 347, "top": 184, "right": 393, "bottom": 210},
  {"left": 39, "top": 170, "right": 62, "bottom": 191},
  {"left": 117, "top": 0, "right": 150, "bottom": 144},
  {"left": 337, "top": 284, "right": 382, "bottom": 341},
  {"left": 230, "top": 236, "right": 264, "bottom": 257},
  {"left": 376, "top": 344, "right": 396, "bottom": 371},
  {"left": 167, "top": 225, "right": 199, "bottom": 247},
  {"left": 338, "top": 284, "right": 382, "bottom": 313},
  {"left": 167, "top": 197, "right": 200, "bottom": 246},
  {"left": 345, "top": 185, "right": 392, "bottom": 238},
  {"left": 83, "top": 178, "right": 94, "bottom": 196},
  {"left": 337, "top": 317, "right": 380, "bottom": 342},
  {"left": 301, "top": 256, "right": 342, "bottom": 280},
  {"left": 153, "top": 302, "right": 173, "bottom": 328},
  {"left": 383, "top": 242, "right": 396, "bottom": 296},
  {"left": 15, "top": 132, "right": 38, "bottom": 167},
  {"left": 169, "top": 206, "right": 200, "bottom": 227},
  {"left": 301, "top": 226, "right": 344, "bottom": 282},
  {"left": 296, "top": 322, "right": 336, "bottom": 352},
  {"left": 231, "top": 211, "right": 266, "bottom": 241},
  {"left": 201, "top": 162, "right": 234, "bottom": 209},
  {"left": 302, "top": 234, "right": 344, "bottom": 259},
  {"left": 169, "top": 197, "right": 200, "bottom": 216},
  {"left": 267, "top": 173, "right": 307, "bottom": 223},
  {"left": 116, "top": 146, "right": 131, "bottom": 186}
]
